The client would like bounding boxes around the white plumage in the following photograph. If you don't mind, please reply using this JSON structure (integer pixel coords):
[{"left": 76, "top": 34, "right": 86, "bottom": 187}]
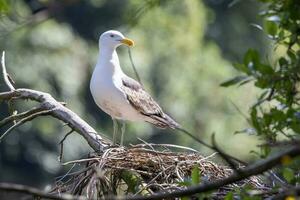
[
  {"left": 90, "top": 30, "right": 179, "bottom": 144},
  {"left": 90, "top": 31, "right": 144, "bottom": 121}
]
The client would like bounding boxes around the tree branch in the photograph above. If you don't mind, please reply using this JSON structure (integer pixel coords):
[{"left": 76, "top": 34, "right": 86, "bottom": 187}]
[
  {"left": 0, "top": 106, "right": 45, "bottom": 127},
  {"left": 0, "top": 89, "right": 110, "bottom": 152},
  {"left": 0, "top": 182, "right": 86, "bottom": 200},
  {"left": 0, "top": 50, "right": 111, "bottom": 152},
  {"left": 0, "top": 109, "right": 53, "bottom": 141},
  {"left": 1, "top": 51, "right": 15, "bottom": 91}
]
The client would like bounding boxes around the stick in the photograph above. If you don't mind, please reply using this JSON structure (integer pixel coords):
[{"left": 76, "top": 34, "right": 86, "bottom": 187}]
[
  {"left": 128, "top": 48, "right": 143, "bottom": 86},
  {"left": 0, "top": 182, "right": 86, "bottom": 200},
  {"left": 59, "top": 129, "right": 74, "bottom": 162},
  {"left": 1, "top": 51, "right": 15, "bottom": 91}
]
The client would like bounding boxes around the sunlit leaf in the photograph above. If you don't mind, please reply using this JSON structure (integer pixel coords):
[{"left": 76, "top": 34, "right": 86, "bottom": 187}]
[
  {"left": 191, "top": 165, "right": 200, "bottom": 185},
  {"left": 224, "top": 192, "right": 234, "bottom": 200},
  {"left": 220, "top": 76, "right": 248, "bottom": 87},
  {"left": 264, "top": 20, "right": 277, "bottom": 37},
  {"left": 283, "top": 168, "right": 294, "bottom": 183},
  {"left": 244, "top": 49, "right": 260, "bottom": 69},
  {"left": 0, "top": 0, "right": 9, "bottom": 13}
]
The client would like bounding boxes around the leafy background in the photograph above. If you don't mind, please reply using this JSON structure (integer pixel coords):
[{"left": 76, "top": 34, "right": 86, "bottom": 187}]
[{"left": 0, "top": 0, "right": 268, "bottom": 188}]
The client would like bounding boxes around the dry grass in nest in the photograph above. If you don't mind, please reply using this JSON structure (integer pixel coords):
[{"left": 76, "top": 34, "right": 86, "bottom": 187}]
[{"left": 51, "top": 144, "right": 265, "bottom": 199}]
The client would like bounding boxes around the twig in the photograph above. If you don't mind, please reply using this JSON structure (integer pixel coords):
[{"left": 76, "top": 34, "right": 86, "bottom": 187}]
[
  {"left": 0, "top": 109, "right": 53, "bottom": 142},
  {"left": 63, "top": 158, "right": 101, "bottom": 166},
  {"left": 133, "top": 165, "right": 174, "bottom": 196},
  {"left": 131, "top": 142, "right": 199, "bottom": 153},
  {"left": 1, "top": 51, "right": 17, "bottom": 125},
  {"left": 128, "top": 47, "right": 143, "bottom": 86},
  {"left": 0, "top": 106, "right": 45, "bottom": 127},
  {"left": 198, "top": 152, "right": 219, "bottom": 162},
  {"left": 176, "top": 127, "right": 247, "bottom": 165},
  {"left": 1, "top": 51, "right": 15, "bottom": 91},
  {"left": 0, "top": 182, "right": 86, "bottom": 200},
  {"left": 59, "top": 129, "right": 74, "bottom": 163},
  {"left": 211, "top": 133, "right": 241, "bottom": 172}
]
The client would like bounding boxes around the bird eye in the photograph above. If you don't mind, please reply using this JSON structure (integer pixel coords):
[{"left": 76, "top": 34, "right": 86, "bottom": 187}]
[{"left": 110, "top": 34, "right": 114, "bottom": 38}]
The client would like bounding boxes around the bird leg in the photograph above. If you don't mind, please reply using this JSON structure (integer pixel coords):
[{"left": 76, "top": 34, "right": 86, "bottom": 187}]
[
  {"left": 112, "top": 118, "right": 119, "bottom": 145},
  {"left": 120, "top": 121, "right": 126, "bottom": 146}
]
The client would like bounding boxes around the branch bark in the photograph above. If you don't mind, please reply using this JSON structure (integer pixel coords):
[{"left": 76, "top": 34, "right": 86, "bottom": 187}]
[
  {"left": 0, "top": 182, "right": 86, "bottom": 200},
  {"left": 0, "top": 51, "right": 110, "bottom": 152},
  {"left": 0, "top": 88, "right": 110, "bottom": 151}
]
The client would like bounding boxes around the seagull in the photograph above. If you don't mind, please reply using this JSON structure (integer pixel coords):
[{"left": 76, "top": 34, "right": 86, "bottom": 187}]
[{"left": 90, "top": 30, "right": 180, "bottom": 145}]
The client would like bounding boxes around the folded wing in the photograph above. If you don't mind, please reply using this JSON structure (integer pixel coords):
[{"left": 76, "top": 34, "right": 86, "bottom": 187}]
[{"left": 121, "top": 76, "right": 180, "bottom": 129}]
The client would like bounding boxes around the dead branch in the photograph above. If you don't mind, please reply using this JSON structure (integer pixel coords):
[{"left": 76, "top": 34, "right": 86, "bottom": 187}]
[
  {"left": 0, "top": 109, "right": 53, "bottom": 141},
  {"left": 0, "top": 88, "right": 110, "bottom": 151},
  {"left": 1, "top": 51, "right": 15, "bottom": 91},
  {"left": 0, "top": 51, "right": 110, "bottom": 152},
  {"left": 0, "top": 106, "right": 46, "bottom": 127},
  {"left": 59, "top": 129, "right": 74, "bottom": 162},
  {"left": 0, "top": 182, "right": 86, "bottom": 200}
]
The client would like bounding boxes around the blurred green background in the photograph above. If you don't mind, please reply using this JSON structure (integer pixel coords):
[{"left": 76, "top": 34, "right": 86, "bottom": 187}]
[{"left": 0, "top": 0, "right": 268, "bottom": 189}]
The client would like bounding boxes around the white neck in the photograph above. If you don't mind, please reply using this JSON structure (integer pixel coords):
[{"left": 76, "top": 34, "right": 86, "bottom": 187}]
[{"left": 96, "top": 46, "right": 123, "bottom": 75}]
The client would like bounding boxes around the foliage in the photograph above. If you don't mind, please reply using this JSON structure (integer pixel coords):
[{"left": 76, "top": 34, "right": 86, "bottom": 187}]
[{"left": 221, "top": 0, "right": 300, "bottom": 197}]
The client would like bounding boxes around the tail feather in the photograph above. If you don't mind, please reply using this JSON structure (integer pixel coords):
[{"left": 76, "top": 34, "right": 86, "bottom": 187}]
[{"left": 145, "top": 113, "right": 181, "bottom": 129}]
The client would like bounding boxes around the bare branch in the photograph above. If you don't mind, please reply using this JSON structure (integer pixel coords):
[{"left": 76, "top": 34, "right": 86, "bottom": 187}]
[
  {"left": 0, "top": 182, "right": 86, "bottom": 200},
  {"left": 0, "top": 89, "right": 110, "bottom": 152},
  {"left": 0, "top": 106, "right": 45, "bottom": 127},
  {"left": 1, "top": 51, "right": 15, "bottom": 91},
  {"left": 128, "top": 48, "right": 143, "bottom": 86},
  {"left": 59, "top": 129, "right": 74, "bottom": 162},
  {"left": 0, "top": 109, "right": 53, "bottom": 141},
  {"left": 176, "top": 127, "right": 247, "bottom": 165},
  {"left": 211, "top": 133, "right": 242, "bottom": 172}
]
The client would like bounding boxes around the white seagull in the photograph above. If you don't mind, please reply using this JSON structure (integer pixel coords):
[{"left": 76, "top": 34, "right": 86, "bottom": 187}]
[{"left": 90, "top": 30, "right": 180, "bottom": 145}]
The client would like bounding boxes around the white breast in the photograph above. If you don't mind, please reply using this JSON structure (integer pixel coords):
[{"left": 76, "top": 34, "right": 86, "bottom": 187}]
[{"left": 90, "top": 65, "right": 143, "bottom": 121}]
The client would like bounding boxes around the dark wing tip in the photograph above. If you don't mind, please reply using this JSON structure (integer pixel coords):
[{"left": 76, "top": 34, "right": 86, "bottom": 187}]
[
  {"left": 147, "top": 113, "right": 181, "bottom": 129},
  {"left": 163, "top": 113, "right": 181, "bottom": 129}
]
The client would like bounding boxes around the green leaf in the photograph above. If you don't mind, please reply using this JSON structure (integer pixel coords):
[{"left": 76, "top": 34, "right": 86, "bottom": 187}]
[
  {"left": 250, "top": 108, "right": 262, "bottom": 135},
  {"left": 244, "top": 49, "right": 260, "bottom": 69},
  {"left": 254, "top": 78, "right": 269, "bottom": 88},
  {"left": 224, "top": 192, "right": 234, "bottom": 200},
  {"left": 264, "top": 20, "right": 278, "bottom": 37},
  {"left": 283, "top": 168, "right": 294, "bottom": 183},
  {"left": 121, "top": 170, "right": 140, "bottom": 193},
  {"left": 177, "top": 180, "right": 191, "bottom": 187},
  {"left": 220, "top": 76, "right": 248, "bottom": 87},
  {"left": 256, "top": 64, "right": 274, "bottom": 74},
  {"left": 279, "top": 57, "right": 288, "bottom": 67},
  {"left": 0, "top": 0, "right": 9, "bottom": 13},
  {"left": 191, "top": 165, "right": 200, "bottom": 185},
  {"left": 287, "top": 50, "right": 296, "bottom": 62},
  {"left": 290, "top": 122, "right": 300, "bottom": 134},
  {"left": 232, "top": 63, "right": 250, "bottom": 74}
]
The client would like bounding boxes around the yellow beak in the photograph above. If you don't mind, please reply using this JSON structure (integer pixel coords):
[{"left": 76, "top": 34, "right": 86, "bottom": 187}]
[{"left": 120, "top": 38, "right": 134, "bottom": 47}]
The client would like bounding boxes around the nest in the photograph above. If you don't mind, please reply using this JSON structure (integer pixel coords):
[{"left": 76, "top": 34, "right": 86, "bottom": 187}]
[{"left": 51, "top": 144, "right": 265, "bottom": 199}]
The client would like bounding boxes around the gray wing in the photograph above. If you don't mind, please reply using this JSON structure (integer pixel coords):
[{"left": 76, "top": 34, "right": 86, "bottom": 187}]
[{"left": 121, "top": 76, "right": 180, "bottom": 129}]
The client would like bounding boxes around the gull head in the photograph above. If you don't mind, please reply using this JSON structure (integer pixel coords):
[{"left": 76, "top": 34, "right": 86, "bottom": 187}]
[{"left": 99, "top": 30, "right": 134, "bottom": 49}]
